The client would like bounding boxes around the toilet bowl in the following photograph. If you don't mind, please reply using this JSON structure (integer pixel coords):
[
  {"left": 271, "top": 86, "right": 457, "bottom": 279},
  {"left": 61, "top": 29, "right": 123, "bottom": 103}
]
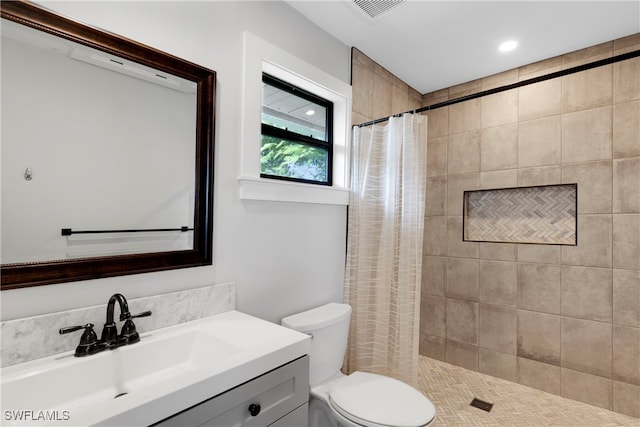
[{"left": 282, "top": 303, "right": 436, "bottom": 427}]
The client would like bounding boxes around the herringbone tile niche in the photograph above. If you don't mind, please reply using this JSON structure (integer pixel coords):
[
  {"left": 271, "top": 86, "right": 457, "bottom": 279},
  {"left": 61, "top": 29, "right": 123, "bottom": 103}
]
[{"left": 463, "top": 184, "right": 577, "bottom": 245}]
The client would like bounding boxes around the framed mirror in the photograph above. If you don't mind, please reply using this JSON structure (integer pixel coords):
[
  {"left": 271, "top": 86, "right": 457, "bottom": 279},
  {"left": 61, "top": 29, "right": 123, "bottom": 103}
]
[{"left": 1, "top": 1, "right": 215, "bottom": 290}]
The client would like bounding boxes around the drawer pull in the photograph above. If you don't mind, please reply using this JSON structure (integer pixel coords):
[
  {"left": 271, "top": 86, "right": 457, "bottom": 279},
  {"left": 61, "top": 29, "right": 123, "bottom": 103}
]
[{"left": 248, "top": 403, "right": 261, "bottom": 417}]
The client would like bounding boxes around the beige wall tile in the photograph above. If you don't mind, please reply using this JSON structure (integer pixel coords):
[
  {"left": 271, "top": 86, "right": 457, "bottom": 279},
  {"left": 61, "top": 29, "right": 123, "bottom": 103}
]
[
  {"left": 613, "top": 158, "right": 640, "bottom": 213},
  {"left": 446, "top": 257, "right": 479, "bottom": 301},
  {"left": 562, "top": 65, "right": 613, "bottom": 113},
  {"left": 479, "top": 242, "right": 517, "bottom": 261},
  {"left": 517, "top": 244, "right": 561, "bottom": 264},
  {"left": 448, "top": 131, "right": 480, "bottom": 174},
  {"left": 613, "top": 325, "right": 640, "bottom": 386},
  {"left": 518, "top": 78, "right": 562, "bottom": 122},
  {"left": 352, "top": 111, "right": 370, "bottom": 126},
  {"left": 479, "top": 304, "right": 516, "bottom": 354},
  {"left": 480, "top": 170, "right": 518, "bottom": 189},
  {"left": 426, "top": 176, "right": 447, "bottom": 216},
  {"left": 517, "top": 263, "right": 561, "bottom": 314},
  {"left": 517, "top": 165, "right": 562, "bottom": 187},
  {"left": 613, "top": 269, "right": 640, "bottom": 327},
  {"left": 481, "top": 89, "right": 518, "bottom": 128},
  {"left": 423, "top": 89, "right": 449, "bottom": 106},
  {"left": 421, "top": 295, "right": 446, "bottom": 338},
  {"left": 479, "top": 348, "right": 516, "bottom": 381},
  {"left": 392, "top": 74, "right": 408, "bottom": 90},
  {"left": 561, "top": 266, "right": 612, "bottom": 322},
  {"left": 562, "top": 106, "right": 613, "bottom": 163},
  {"left": 449, "top": 79, "right": 481, "bottom": 98},
  {"left": 419, "top": 333, "right": 445, "bottom": 361},
  {"left": 372, "top": 59, "right": 393, "bottom": 82},
  {"left": 423, "top": 216, "right": 447, "bottom": 256},
  {"left": 447, "top": 216, "right": 479, "bottom": 258},
  {"left": 613, "top": 100, "right": 640, "bottom": 159},
  {"left": 519, "top": 116, "right": 562, "bottom": 167},
  {"left": 613, "top": 33, "right": 640, "bottom": 54},
  {"left": 561, "top": 368, "right": 612, "bottom": 410},
  {"left": 481, "top": 124, "right": 518, "bottom": 171},
  {"left": 427, "top": 137, "right": 447, "bottom": 177},
  {"left": 479, "top": 260, "right": 517, "bottom": 307},
  {"left": 562, "top": 42, "right": 612, "bottom": 69},
  {"left": 562, "top": 317, "right": 612, "bottom": 378},
  {"left": 613, "top": 214, "right": 640, "bottom": 270},
  {"left": 517, "top": 310, "right": 561, "bottom": 365},
  {"left": 447, "top": 173, "right": 479, "bottom": 215},
  {"left": 445, "top": 339, "right": 478, "bottom": 371},
  {"left": 614, "top": 57, "right": 640, "bottom": 104},
  {"left": 422, "top": 256, "right": 446, "bottom": 297},
  {"left": 613, "top": 380, "right": 640, "bottom": 418},
  {"left": 372, "top": 73, "right": 393, "bottom": 119},
  {"left": 518, "top": 56, "right": 562, "bottom": 80},
  {"left": 446, "top": 299, "right": 478, "bottom": 345},
  {"left": 409, "top": 88, "right": 422, "bottom": 111},
  {"left": 391, "top": 82, "right": 410, "bottom": 115},
  {"left": 426, "top": 107, "right": 449, "bottom": 138},
  {"left": 561, "top": 214, "right": 612, "bottom": 268},
  {"left": 449, "top": 99, "right": 481, "bottom": 134},
  {"left": 517, "top": 357, "right": 561, "bottom": 395},
  {"left": 482, "top": 69, "right": 518, "bottom": 90},
  {"left": 352, "top": 64, "right": 374, "bottom": 118},
  {"left": 562, "top": 160, "right": 612, "bottom": 214}
]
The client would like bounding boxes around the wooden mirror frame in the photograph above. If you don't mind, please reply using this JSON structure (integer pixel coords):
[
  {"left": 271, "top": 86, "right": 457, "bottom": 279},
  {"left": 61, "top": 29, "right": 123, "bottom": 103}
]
[{"left": 1, "top": 1, "right": 215, "bottom": 290}]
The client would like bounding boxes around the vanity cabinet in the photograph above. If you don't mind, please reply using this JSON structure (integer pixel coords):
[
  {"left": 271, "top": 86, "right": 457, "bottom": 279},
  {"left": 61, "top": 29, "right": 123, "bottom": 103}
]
[{"left": 153, "top": 355, "right": 309, "bottom": 427}]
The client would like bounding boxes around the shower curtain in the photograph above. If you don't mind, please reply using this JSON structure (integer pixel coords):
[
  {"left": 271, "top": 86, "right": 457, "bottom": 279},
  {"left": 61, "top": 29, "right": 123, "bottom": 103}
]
[{"left": 344, "top": 113, "right": 428, "bottom": 386}]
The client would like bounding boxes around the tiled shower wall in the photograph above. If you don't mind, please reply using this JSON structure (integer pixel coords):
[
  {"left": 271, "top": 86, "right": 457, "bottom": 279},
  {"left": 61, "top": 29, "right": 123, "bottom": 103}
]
[
  {"left": 420, "top": 35, "right": 640, "bottom": 418},
  {"left": 351, "top": 36, "right": 639, "bottom": 418},
  {"left": 351, "top": 48, "right": 422, "bottom": 126}
]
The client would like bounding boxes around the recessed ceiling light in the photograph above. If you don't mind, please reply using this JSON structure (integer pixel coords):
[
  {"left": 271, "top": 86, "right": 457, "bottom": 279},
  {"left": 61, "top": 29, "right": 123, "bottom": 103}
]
[
  {"left": 305, "top": 109, "right": 315, "bottom": 116},
  {"left": 498, "top": 40, "right": 518, "bottom": 52}
]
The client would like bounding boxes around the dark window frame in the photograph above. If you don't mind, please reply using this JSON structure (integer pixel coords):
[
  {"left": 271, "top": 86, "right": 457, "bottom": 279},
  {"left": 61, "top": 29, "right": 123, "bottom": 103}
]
[{"left": 261, "top": 73, "right": 334, "bottom": 186}]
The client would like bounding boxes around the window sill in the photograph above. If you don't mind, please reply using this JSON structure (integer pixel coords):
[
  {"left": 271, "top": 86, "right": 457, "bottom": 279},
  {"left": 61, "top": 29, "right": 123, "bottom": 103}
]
[{"left": 238, "top": 176, "right": 349, "bottom": 205}]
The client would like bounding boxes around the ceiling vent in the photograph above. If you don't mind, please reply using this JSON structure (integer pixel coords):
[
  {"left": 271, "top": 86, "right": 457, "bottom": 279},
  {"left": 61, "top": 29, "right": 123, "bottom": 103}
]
[{"left": 352, "top": 0, "right": 406, "bottom": 19}]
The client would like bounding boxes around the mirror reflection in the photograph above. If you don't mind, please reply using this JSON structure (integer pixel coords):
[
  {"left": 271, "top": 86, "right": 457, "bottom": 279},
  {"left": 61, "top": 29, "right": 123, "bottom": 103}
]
[
  {"left": 1, "top": 19, "right": 198, "bottom": 264},
  {"left": 1, "top": 20, "right": 196, "bottom": 264},
  {"left": 0, "top": 1, "right": 215, "bottom": 289}
]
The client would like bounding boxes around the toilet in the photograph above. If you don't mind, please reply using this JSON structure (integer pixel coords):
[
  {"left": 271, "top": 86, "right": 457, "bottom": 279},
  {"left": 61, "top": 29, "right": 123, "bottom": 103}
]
[{"left": 281, "top": 303, "right": 436, "bottom": 427}]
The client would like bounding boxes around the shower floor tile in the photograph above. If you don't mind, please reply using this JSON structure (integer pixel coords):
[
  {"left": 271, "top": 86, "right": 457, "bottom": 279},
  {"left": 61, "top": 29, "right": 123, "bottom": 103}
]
[{"left": 418, "top": 356, "right": 639, "bottom": 426}]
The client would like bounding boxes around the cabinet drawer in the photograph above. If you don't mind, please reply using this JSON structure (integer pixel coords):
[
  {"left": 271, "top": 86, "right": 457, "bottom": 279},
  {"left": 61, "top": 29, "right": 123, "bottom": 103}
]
[
  {"left": 155, "top": 355, "right": 309, "bottom": 427},
  {"left": 270, "top": 403, "right": 308, "bottom": 427}
]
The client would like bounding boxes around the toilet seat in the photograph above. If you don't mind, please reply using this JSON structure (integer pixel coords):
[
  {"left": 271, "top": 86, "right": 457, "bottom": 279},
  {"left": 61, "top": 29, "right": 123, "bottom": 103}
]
[{"left": 328, "top": 371, "right": 436, "bottom": 427}]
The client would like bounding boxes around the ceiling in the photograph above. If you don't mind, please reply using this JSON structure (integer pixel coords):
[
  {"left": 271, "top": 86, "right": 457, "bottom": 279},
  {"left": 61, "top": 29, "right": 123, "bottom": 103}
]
[{"left": 285, "top": 1, "right": 640, "bottom": 95}]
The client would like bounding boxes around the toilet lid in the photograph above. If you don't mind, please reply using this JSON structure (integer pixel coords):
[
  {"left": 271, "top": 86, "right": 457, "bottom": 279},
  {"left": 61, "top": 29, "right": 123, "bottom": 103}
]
[{"left": 328, "top": 372, "right": 436, "bottom": 427}]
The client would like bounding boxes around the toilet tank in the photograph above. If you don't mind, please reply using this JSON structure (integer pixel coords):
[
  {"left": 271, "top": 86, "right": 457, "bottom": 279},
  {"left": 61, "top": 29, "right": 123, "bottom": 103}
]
[{"left": 281, "top": 303, "right": 351, "bottom": 387}]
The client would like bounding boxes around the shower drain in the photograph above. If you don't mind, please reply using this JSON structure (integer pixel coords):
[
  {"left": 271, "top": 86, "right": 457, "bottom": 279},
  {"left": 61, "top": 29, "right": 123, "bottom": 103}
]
[{"left": 470, "top": 397, "right": 493, "bottom": 412}]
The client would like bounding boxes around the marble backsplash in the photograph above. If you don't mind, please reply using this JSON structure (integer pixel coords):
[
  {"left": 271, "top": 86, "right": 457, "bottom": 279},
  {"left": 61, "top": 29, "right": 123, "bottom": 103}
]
[{"left": 1, "top": 282, "right": 236, "bottom": 367}]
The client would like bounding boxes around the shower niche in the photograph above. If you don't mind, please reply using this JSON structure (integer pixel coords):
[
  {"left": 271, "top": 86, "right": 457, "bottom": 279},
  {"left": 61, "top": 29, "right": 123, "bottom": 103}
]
[{"left": 463, "top": 184, "right": 577, "bottom": 245}]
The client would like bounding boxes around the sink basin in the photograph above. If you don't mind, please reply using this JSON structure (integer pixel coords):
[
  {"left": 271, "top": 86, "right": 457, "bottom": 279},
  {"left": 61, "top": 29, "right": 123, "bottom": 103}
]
[
  {"left": 3, "top": 330, "right": 239, "bottom": 412},
  {"left": 1, "top": 311, "right": 310, "bottom": 426}
]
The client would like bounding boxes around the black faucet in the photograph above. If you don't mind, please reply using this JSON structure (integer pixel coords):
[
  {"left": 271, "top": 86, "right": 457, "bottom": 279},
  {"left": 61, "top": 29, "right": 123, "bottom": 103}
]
[{"left": 59, "top": 294, "right": 152, "bottom": 357}]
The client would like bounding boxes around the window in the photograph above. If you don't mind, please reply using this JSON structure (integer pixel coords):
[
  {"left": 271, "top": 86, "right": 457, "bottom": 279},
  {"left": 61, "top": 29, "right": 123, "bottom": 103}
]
[
  {"left": 239, "top": 31, "right": 352, "bottom": 205},
  {"left": 261, "top": 73, "right": 333, "bottom": 186}
]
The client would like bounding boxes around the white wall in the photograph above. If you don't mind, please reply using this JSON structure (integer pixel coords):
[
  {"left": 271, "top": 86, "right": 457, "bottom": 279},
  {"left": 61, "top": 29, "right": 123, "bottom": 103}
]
[
  {"left": 0, "top": 1, "right": 350, "bottom": 323},
  {"left": 2, "top": 35, "right": 195, "bottom": 263}
]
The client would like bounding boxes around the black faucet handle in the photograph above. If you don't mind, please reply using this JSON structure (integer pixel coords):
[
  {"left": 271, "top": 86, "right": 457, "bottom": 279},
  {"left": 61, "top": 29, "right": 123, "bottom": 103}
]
[
  {"left": 59, "top": 323, "right": 94, "bottom": 336},
  {"left": 130, "top": 310, "right": 152, "bottom": 319},
  {"left": 59, "top": 323, "right": 99, "bottom": 357}
]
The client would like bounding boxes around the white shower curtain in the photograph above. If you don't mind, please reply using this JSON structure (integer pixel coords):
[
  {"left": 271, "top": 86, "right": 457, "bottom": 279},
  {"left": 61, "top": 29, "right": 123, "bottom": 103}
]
[{"left": 344, "top": 113, "right": 428, "bottom": 386}]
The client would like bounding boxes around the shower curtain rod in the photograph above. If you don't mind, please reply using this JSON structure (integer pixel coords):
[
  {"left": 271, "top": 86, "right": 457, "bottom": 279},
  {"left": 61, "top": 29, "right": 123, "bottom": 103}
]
[{"left": 356, "top": 49, "right": 640, "bottom": 128}]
